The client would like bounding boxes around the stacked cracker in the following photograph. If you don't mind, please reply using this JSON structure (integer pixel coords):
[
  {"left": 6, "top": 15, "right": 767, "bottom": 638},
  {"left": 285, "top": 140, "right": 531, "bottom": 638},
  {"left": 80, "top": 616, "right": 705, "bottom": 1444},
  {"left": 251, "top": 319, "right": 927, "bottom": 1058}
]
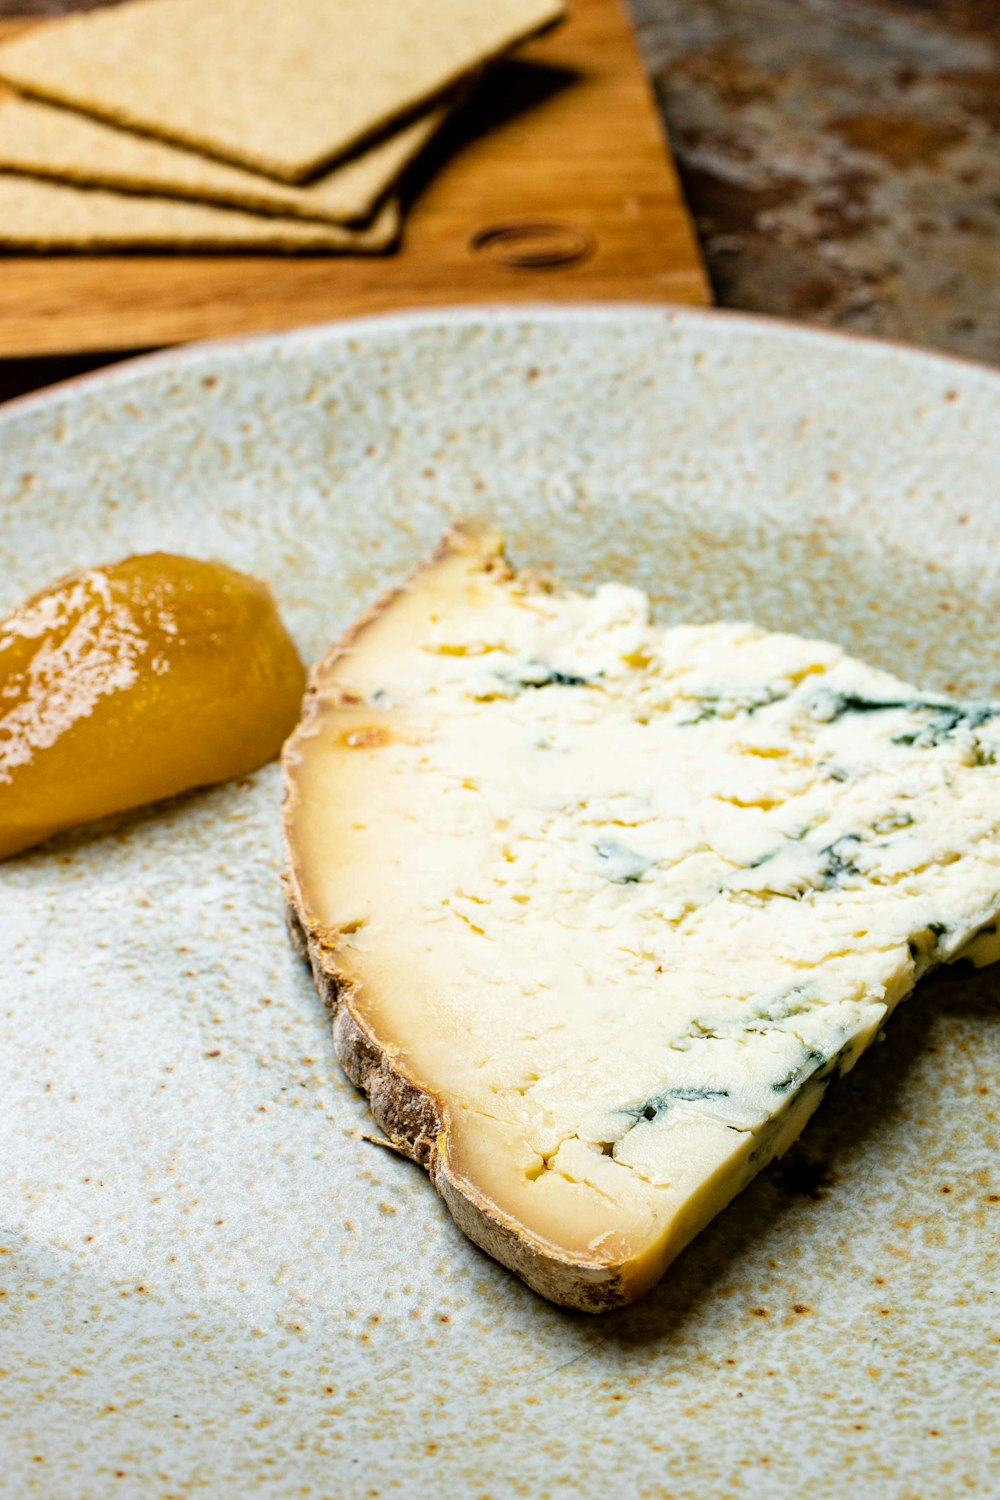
[{"left": 0, "top": 0, "right": 564, "bottom": 252}]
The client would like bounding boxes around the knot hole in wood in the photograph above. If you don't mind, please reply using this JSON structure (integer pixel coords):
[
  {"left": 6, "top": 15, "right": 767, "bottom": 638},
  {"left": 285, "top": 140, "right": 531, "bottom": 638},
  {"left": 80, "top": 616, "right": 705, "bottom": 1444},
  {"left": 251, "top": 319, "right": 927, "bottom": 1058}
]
[{"left": 469, "top": 219, "right": 596, "bottom": 270}]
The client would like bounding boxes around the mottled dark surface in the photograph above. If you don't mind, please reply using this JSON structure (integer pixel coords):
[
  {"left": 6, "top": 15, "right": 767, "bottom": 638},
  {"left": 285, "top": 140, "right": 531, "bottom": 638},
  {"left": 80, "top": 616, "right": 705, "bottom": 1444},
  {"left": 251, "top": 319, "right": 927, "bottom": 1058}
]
[
  {"left": 630, "top": 0, "right": 1000, "bottom": 363},
  {"left": 0, "top": 0, "right": 997, "bottom": 394}
]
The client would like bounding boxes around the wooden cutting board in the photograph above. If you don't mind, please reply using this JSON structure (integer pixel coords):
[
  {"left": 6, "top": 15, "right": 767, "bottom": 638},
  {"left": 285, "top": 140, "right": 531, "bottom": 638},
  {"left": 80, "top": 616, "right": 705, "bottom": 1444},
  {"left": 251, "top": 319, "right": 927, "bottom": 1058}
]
[{"left": 0, "top": 0, "right": 709, "bottom": 358}]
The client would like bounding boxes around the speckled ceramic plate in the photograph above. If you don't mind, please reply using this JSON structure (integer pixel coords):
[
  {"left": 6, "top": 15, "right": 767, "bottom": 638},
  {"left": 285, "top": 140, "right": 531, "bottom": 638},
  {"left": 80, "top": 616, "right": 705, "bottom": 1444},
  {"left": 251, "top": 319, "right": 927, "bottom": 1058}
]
[{"left": 2, "top": 307, "right": 998, "bottom": 1499}]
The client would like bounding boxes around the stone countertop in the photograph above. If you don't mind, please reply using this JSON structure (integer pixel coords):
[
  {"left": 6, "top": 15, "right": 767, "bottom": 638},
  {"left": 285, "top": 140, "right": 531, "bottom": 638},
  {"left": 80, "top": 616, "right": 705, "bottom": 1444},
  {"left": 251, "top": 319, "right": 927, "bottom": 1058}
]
[
  {"left": 0, "top": 0, "right": 997, "bottom": 399},
  {"left": 630, "top": 0, "right": 1000, "bottom": 365}
]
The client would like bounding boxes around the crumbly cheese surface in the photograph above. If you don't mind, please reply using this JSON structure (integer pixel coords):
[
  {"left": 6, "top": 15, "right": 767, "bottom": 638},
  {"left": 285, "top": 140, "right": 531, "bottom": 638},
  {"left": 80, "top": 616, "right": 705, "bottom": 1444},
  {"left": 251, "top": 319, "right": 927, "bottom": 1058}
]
[{"left": 285, "top": 532, "right": 1000, "bottom": 1299}]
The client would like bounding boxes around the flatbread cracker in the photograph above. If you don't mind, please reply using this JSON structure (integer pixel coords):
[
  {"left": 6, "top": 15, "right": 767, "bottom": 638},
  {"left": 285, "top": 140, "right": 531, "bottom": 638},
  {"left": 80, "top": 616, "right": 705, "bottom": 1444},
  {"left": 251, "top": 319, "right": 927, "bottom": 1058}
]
[
  {"left": 0, "top": 0, "right": 565, "bottom": 183},
  {"left": 0, "top": 173, "right": 400, "bottom": 251},
  {"left": 0, "top": 90, "right": 449, "bottom": 226}
]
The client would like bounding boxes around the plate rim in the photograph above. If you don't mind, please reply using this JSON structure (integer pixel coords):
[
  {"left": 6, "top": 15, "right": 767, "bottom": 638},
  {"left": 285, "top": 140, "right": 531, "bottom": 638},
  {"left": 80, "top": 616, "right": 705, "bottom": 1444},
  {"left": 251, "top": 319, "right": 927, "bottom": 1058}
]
[{"left": 2, "top": 300, "right": 999, "bottom": 429}]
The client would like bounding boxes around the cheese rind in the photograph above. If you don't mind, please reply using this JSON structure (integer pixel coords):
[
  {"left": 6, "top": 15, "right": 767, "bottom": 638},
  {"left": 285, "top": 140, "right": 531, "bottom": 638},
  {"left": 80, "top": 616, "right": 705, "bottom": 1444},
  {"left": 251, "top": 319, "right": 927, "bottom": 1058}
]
[{"left": 282, "top": 524, "right": 1000, "bottom": 1310}]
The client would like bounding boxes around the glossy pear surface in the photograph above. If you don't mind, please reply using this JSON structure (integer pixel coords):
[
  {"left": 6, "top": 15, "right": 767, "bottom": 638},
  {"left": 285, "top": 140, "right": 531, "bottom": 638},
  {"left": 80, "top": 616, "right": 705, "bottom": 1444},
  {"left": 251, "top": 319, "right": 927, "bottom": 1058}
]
[{"left": 0, "top": 552, "right": 305, "bottom": 858}]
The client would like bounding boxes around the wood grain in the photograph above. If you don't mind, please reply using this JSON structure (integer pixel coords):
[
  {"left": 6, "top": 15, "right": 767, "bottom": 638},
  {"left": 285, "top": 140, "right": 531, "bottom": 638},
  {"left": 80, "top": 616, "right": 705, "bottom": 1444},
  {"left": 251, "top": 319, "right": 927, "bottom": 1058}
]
[{"left": 0, "top": 0, "right": 709, "bottom": 357}]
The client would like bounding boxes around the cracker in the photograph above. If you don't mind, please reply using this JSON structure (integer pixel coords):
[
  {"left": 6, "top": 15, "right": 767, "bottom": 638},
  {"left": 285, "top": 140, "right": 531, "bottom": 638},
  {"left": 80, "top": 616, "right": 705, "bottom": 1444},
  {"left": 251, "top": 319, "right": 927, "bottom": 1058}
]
[
  {"left": 0, "top": 0, "right": 564, "bottom": 183},
  {"left": 0, "top": 172, "right": 400, "bottom": 251},
  {"left": 0, "top": 90, "right": 448, "bottom": 226}
]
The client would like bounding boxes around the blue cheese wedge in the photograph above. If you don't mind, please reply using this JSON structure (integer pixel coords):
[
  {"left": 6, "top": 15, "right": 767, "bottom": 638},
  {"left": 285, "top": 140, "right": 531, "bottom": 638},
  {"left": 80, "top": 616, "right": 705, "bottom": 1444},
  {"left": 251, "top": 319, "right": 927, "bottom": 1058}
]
[{"left": 282, "top": 524, "right": 1000, "bottom": 1311}]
